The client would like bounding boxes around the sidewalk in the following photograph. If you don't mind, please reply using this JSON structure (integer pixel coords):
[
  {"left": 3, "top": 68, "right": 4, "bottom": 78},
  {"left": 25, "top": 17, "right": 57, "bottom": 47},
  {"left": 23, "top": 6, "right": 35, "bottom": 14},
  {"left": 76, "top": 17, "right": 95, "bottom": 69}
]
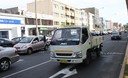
[
  {"left": 124, "top": 58, "right": 128, "bottom": 78},
  {"left": 119, "top": 43, "right": 128, "bottom": 78}
]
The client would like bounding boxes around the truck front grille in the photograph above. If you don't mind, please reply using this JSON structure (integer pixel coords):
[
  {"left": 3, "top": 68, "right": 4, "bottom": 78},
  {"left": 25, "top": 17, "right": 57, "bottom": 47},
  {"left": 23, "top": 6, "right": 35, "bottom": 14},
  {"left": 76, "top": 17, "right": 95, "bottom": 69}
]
[{"left": 56, "top": 53, "right": 72, "bottom": 56}]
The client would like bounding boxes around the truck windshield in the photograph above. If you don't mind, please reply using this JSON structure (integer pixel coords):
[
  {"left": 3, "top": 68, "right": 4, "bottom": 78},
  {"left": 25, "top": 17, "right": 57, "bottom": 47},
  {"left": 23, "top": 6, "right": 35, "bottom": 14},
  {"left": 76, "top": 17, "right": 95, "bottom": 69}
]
[{"left": 51, "top": 28, "right": 81, "bottom": 45}]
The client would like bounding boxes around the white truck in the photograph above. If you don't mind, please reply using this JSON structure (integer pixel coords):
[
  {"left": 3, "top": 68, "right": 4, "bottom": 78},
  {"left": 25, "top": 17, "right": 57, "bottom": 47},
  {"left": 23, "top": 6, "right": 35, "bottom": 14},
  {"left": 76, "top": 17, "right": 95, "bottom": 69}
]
[{"left": 50, "top": 26, "right": 103, "bottom": 64}]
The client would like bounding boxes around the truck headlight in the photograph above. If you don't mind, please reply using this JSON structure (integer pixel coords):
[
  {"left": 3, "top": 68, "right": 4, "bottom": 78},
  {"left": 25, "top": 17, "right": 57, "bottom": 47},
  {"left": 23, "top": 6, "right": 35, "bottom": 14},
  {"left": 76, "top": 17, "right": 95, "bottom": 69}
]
[
  {"left": 73, "top": 51, "right": 82, "bottom": 58},
  {"left": 50, "top": 51, "right": 55, "bottom": 57}
]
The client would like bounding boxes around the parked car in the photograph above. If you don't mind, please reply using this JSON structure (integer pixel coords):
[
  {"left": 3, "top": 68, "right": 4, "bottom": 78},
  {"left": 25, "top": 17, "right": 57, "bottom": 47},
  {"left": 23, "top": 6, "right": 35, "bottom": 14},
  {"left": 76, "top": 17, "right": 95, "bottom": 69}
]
[
  {"left": 13, "top": 36, "right": 47, "bottom": 54},
  {"left": 111, "top": 31, "right": 121, "bottom": 40},
  {"left": 0, "top": 38, "right": 15, "bottom": 47},
  {"left": 11, "top": 37, "right": 26, "bottom": 45},
  {"left": 0, "top": 46, "right": 19, "bottom": 71}
]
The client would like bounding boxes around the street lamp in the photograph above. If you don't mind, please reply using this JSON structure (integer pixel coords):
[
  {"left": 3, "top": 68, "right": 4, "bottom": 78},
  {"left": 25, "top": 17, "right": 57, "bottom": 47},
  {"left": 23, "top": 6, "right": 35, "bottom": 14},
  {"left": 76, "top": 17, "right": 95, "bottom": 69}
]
[{"left": 35, "top": 0, "right": 39, "bottom": 36}]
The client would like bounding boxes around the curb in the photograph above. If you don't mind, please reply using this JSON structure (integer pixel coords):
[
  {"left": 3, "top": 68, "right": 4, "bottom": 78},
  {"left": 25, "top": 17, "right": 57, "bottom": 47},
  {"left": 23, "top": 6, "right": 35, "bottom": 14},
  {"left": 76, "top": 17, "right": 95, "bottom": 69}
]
[{"left": 119, "top": 43, "right": 128, "bottom": 78}]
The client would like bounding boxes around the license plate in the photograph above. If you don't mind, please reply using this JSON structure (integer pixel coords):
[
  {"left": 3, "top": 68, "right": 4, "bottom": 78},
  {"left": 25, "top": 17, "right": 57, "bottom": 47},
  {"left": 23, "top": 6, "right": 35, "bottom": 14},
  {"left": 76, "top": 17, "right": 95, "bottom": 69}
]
[{"left": 60, "top": 60, "right": 68, "bottom": 63}]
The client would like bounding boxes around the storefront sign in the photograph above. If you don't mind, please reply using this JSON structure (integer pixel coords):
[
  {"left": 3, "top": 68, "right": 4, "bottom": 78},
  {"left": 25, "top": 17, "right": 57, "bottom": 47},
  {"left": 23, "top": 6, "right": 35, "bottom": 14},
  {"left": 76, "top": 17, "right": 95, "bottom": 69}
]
[{"left": 0, "top": 18, "right": 21, "bottom": 24}]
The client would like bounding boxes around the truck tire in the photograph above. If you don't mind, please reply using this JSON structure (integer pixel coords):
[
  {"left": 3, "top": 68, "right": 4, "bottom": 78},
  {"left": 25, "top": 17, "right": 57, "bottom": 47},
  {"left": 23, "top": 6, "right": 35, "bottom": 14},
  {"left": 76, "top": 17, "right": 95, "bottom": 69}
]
[
  {"left": 96, "top": 48, "right": 101, "bottom": 58},
  {"left": 84, "top": 50, "right": 92, "bottom": 65}
]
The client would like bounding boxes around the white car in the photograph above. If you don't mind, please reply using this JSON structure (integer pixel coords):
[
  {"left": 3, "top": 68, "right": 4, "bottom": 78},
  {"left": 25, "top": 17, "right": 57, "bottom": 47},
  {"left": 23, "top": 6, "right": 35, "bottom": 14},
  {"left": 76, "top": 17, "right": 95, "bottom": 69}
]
[
  {"left": 111, "top": 31, "right": 121, "bottom": 40},
  {"left": 0, "top": 46, "right": 19, "bottom": 71}
]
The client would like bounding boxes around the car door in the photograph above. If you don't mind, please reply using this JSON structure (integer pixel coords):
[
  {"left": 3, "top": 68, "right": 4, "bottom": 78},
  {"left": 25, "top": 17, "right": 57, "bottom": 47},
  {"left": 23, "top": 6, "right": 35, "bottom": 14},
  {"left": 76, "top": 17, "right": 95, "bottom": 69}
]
[
  {"left": 38, "top": 36, "right": 45, "bottom": 49},
  {"left": 31, "top": 37, "right": 40, "bottom": 51}
]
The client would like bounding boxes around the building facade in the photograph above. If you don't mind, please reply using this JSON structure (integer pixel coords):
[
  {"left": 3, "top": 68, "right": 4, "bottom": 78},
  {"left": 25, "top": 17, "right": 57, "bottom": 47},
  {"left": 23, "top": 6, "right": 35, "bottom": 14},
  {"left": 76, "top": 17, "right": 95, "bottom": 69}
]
[
  {"left": 27, "top": 0, "right": 89, "bottom": 28},
  {"left": 24, "top": 12, "right": 54, "bottom": 36},
  {"left": 0, "top": 13, "right": 24, "bottom": 39}
]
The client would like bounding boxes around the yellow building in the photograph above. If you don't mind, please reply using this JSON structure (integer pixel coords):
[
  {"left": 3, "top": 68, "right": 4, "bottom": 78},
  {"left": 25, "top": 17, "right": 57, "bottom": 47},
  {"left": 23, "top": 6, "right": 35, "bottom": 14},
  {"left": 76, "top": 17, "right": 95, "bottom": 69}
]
[{"left": 27, "top": 0, "right": 88, "bottom": 28}]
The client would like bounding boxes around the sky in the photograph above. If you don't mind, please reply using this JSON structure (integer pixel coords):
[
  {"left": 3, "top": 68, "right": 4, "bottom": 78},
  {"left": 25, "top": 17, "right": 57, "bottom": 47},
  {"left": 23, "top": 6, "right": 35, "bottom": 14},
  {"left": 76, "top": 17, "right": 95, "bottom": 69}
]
[{"left": 0, "top": 0, "right": 127, "bottom": 24}]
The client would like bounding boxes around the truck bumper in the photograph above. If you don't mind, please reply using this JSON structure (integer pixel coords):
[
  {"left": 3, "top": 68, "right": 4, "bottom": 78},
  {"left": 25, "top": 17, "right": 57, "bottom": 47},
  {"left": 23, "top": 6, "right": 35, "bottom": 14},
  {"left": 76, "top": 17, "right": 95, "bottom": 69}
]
[{"left": 50, "top": 57, "right": 83, "bottom": 64}]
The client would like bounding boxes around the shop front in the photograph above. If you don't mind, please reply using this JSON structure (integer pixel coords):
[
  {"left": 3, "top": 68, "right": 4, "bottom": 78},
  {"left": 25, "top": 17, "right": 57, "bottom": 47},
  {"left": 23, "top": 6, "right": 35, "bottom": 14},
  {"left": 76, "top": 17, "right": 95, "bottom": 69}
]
[
  {"left": 0, "top": 31, "right": 9, "bottom": 38},
  {"left": 0, "top": 14, "right": 24, "bottom": 39},
  {"left": 28, "top": 27, "right": 57, "bottom": 36}
]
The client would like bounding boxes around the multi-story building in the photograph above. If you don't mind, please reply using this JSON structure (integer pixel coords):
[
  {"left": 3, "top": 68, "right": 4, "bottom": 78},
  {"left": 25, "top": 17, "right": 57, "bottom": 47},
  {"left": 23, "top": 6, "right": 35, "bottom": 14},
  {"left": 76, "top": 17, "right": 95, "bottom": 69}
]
[
  {"left": 24, "top": 12, "right": 54, "bottom": 36},
  {"left": 0, "top": 7, "right": 25, "bottom": 15},
  {"left": 81, "top": 7, "right": 100, "bottom": 29},
  {"left": 0, "top": 6, "right": 55, "bottom": 38},
  {"left": 106, "top": 20, "right": 113, "bottom": 31},
  {"left": 112, "top": 22, "right": 122, "bottom": 31},
  {"left": 27, "top": 0, "right": 88, "bottom": 28}
]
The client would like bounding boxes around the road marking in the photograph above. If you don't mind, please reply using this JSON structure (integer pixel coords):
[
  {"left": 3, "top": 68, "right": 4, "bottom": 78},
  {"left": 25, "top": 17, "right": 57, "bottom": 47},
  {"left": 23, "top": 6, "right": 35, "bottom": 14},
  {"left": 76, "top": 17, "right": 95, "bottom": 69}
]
[
  {"left": 101, "top": 52, "right": 124, "bottom": 55},
  {"left": 2, "top": 60, "right": 51, "bottom": 78},
  {"left": 49, "top": 65, "right": 77, "bottom": 78},
  {"left": 16, "top": 59, "right": 24, "bottom": 63}
]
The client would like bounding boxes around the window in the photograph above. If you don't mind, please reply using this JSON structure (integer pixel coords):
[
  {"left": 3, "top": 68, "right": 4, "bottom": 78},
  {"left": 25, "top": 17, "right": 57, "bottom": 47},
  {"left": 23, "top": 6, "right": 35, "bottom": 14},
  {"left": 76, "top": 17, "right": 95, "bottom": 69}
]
[
  {"left": 54, "top": 4, "right": 59, "bottom": 9},
  {"left": 82, "top": 28, "right": 88, "bottom": 44},
  {"left": 61, "top": 6, "right": 65, "bottom": 10},
  {"left": 61, "top": 22, "right": 65, "bottom": 25},
  {"left": 33, "top": 37, "right": 39, "bottom": 42},
  {"left": 66, "top": 15, "right": 69, "bottom": 19},
  {"left": 54, "top": 21, "right": 59, "bottom": 25},
  {"left": 42, "top": 20, "right": 53, "bottom": 25},
  {"left": 61, "top": 14, "right": 65, "bottom": 18},
  {"left": 54, "top": 12, "right": 59, "bottom": 17}
]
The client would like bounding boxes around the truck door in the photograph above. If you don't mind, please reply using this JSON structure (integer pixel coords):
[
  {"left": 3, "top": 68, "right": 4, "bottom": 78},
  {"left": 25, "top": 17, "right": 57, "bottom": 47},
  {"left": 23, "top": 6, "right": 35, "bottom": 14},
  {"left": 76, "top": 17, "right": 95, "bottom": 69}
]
[{"left": 82, "top": 28, "right": 89, "bottom": 44}]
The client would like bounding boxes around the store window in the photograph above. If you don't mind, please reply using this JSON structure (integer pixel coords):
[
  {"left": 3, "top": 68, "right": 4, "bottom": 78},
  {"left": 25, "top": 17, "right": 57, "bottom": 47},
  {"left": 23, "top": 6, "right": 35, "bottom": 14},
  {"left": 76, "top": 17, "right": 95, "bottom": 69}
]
[
  {"left": 0, "top": 31, "right": 9, "bottom": 38},
  {"left": 54, "top": 21, "right": 59, "bottom": 25}
]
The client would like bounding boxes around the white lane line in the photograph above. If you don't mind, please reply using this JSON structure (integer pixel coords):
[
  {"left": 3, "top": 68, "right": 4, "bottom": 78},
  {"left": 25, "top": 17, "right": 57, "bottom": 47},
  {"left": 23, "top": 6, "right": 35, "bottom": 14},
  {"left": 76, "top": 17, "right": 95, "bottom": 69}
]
[
  {"left": 2, "top": 60, "right": 51, "bottom": 78},
  {"left": 49, "top": 65, "right": 77, "bottom": 78},
  {"left": 16, "top": 59, "right": 24, "bottom": 63}
]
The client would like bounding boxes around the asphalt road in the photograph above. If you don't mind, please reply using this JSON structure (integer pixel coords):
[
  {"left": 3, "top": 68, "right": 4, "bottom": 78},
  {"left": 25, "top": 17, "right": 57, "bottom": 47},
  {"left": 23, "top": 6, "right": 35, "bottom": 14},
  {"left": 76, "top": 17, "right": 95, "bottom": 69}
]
[{"left": 0, "top": 32, "right": 127, "bottom": 78}]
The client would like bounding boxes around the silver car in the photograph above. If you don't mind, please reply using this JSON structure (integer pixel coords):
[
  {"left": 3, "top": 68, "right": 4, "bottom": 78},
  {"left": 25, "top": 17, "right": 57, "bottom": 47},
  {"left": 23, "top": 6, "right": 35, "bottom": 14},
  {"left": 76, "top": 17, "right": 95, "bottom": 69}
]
[
  {"left": 111, "top": 31, "right": 121, "bottom": 40},
  {"left": 0, "top": 46, "right": 19, "bottom": 71},
  {"left": 14, "top": 36, "right": 46, "bottom": 54}
]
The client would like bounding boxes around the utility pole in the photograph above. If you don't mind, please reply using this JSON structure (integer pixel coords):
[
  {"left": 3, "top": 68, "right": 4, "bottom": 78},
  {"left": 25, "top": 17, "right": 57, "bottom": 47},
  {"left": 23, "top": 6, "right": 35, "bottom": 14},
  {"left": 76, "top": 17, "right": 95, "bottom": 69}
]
[{"left": 35, "top": 0, "right": 39, "bottom": 36}]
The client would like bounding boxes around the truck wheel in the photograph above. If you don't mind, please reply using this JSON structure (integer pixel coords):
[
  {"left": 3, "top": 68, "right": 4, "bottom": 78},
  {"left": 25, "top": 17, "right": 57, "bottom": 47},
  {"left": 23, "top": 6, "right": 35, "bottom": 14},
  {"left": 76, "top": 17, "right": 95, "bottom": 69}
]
[
  {"left": 84, "top": 51, "right": 92, "bottom": 65},
  {"left": 96, "top": 48, "right": 101, "bottom": 57}
]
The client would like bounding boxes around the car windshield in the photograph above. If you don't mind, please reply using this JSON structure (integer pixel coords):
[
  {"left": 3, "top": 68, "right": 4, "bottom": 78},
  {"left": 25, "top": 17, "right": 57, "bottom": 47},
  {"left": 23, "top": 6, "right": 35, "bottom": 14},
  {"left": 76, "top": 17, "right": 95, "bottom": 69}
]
[
  {"left": 19, "top": 37, "right": 33, "bottom": 43},
  {"left": 112, "top": 32, "right": 119, "bottom": 35}
]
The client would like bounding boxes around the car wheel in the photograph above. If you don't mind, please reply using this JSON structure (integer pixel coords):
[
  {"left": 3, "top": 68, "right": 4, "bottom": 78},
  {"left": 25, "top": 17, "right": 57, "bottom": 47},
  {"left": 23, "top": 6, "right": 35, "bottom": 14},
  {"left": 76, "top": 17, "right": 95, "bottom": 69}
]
[
  {"left": 0, "top": 59, "right": 10, "bottom": 72},
  {"left": 27, "top": 48, "right": 32, "bottom": 54},
  {"left": 44, "top": 45, "right": 48, "bottom": 51},
  {"left": 111, "top": 38, "right": 113, "bottom": 40}
]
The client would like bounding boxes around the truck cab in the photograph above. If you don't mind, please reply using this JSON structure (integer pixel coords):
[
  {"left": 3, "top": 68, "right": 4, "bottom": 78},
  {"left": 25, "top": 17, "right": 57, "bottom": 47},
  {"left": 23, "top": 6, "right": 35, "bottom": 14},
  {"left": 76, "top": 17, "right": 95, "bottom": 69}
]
[{"left": 50, "top": 26, "right": 103, "bottom": 64}]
